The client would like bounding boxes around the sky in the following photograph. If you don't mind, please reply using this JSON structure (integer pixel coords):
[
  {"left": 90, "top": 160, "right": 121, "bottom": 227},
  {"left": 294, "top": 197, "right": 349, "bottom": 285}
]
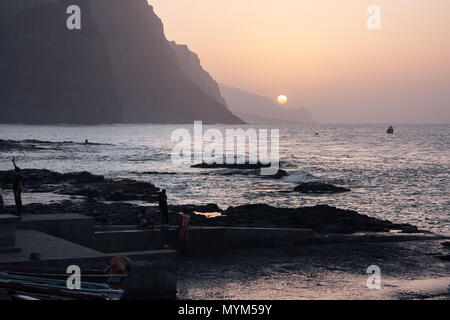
[{"left": 149, "top": 0, "right": 450, "bottom": 123}]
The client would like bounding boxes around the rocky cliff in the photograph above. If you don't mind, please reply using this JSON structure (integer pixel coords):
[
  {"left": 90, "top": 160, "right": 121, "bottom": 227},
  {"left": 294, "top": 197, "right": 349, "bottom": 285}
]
[
  {"left": 0, "top": 0, "right": 121, "bottom": 124},
  {"left": 0, "top": 0, "right": 243, "bottom": 124},
  {"left": 169, "top": 41, "right": 228, "bottom": 108}
]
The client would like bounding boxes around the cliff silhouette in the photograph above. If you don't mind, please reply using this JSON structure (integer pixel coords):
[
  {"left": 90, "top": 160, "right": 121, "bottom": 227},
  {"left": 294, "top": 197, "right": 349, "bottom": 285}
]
[
  {"left": 0, "top": 0, "right": 243, "bottom": 124},
  {"left": 170, "top": 41, "right": 228, "bottom": 109}
]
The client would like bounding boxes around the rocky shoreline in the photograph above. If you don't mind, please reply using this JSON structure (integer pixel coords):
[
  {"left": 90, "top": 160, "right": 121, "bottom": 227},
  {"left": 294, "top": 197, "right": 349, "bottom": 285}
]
[
  {"left": 0, "top": 169, "right": 160, "bottom": 202},
  {"left": 0, "top": 168, "right": 420, "bottom": 234}
]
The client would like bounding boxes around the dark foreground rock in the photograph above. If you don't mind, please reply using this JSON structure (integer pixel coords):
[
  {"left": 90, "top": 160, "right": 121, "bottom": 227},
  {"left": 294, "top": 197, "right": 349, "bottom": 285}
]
[
  {"left": 293, "top": 182, "right": 351, "bottom": 194},
  {"left": 2, "top": 199, "right": 223, "bottom": 226},
  {"left": 0, "top": 169, "right": 160, "bottom": 202},
  {"left": 2, "top": 200, "right": 137, "bottom": 225},
  {"left": 203, "top": 204, "right": 418, "bottom": 234}
]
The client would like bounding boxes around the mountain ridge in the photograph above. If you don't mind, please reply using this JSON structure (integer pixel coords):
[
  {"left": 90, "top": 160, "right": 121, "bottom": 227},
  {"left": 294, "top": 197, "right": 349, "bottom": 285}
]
[
  {"left": 0, "top": 0, "right": 243, "bottom": 124},
  {"left": 219, "top": 84, "right": 317, "bottom": 124}
]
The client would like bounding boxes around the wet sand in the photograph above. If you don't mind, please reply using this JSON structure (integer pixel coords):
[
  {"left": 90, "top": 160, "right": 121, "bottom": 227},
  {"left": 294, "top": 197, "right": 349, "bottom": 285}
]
[{"left": 177, "top": 239, "right": 449, "bottom": 300}]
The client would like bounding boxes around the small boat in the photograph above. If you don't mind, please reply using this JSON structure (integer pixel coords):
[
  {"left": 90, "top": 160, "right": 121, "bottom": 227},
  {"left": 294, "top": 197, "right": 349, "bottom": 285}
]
[
  {"left": 0, "top": 256, "right": 131, "bottom": 290},
  {"left": 0, "top": 267, "right": 126, "bottom": 289},
  {"left": 0, "top": 256, "right": 131, "bottom": 300},
  {"left": 0, "top": 282, "right": 120, "bottom": 300},
  {"left": 386, "top": 126, "right": 394, "bottom": 134},
  {"left": 0, "top": 272, "right": 124, "bottom": 300}
]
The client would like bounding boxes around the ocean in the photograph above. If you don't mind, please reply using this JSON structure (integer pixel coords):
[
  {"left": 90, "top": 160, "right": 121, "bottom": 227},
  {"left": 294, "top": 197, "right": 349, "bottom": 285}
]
[{"left": 0, "top": 123, "right": 448, "bottom": 236}]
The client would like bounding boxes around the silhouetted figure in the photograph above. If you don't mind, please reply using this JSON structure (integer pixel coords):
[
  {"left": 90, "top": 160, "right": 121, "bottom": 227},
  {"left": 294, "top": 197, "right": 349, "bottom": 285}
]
[
  {"left": 85, "top": 139, "right": 89, "bottom": 144},
  {"left": 138, "top": 207, "right": 155, "bottom": 230},
  {"left": 0, "top": 182, "right": 4, "bottom": 214},
  {"left": 158, "top": 189, "right": 169, "bottom": 225},
  {"left": 12, "top": 157, "right": 23, "bottom": 216},
  {"left": 177, "top": 210, "right": 191, "bottom": 255}
]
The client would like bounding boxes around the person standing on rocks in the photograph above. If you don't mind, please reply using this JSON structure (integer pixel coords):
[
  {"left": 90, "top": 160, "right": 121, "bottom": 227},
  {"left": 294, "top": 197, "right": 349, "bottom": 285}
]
[
  {"left": 158, "top": 189, "right": 169, "bottom": 225},
  {"left": 12, "top": 157, "right": 23, "bottom": 216}
]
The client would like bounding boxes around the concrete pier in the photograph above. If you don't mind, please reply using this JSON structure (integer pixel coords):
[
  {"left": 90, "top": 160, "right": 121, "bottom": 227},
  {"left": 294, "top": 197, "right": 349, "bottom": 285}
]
[
  {"left": 94, "top": 225, "right": 315, "bottom": 253},
  {"left": 1, "top": 213, "right": 321, "bottom": 299},
  {"left": 18, "top": 213, "right": 95, "bottom": 247},
  {"left": 0, "top": 214, "right": 21, "bottom": 253}
]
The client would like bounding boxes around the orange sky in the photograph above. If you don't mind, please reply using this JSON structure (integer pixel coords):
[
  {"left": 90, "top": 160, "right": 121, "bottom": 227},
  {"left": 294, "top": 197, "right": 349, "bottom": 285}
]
[{"left": 149, "top": 0, "right": 450, "bottom": 123}]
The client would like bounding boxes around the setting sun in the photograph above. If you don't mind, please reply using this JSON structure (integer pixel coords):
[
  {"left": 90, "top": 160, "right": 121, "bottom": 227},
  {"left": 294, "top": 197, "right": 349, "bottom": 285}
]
[{"left": 277, "top": 95, "right": 288, "bottom": 105}]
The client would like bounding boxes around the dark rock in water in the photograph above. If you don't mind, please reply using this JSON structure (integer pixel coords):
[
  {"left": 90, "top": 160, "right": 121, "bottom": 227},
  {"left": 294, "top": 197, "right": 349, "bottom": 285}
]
[
  {"left": 201, "top": 167, "right": 287, "bottom": 179},
  {"left": 0, "top": 139, "right": 42, "bottom": 151},
  {"left": 56, "top": 178, "right": 160, "bottom": 202},
  {"left": 293, "top": 182, "right": 350, "bottom": 194},
  {"left": 0, "top": 169, "right": 105, "bottom": 187},
  {"left": 19, "top": 139, "right": 112, "bottom": 146},
  {"left": 441, "top": 241, "right": 450, "bottom": 250},
  {"left": 139, "top": 171, "right": 177, "bottom": 175},
  {"left": 192, "top": 162, "right": 272, "bottom": 170},
  {"left": 269, "top": 169, "right": 287, "bottom": 179},
  {"left": 436, "top": 255, "right": 450, "bottom": 262},
  {"left": 78, "top": 179, "right": 159, "bottom": 202},
  {"left": 0, "top": 139, "right": 112, "bottom": 152},
  {"left": 193, "top": 162, "right": 287, "bottom": 180}
]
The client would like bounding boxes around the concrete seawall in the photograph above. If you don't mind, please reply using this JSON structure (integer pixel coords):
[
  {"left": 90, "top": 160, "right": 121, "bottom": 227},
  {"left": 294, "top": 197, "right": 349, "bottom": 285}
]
[
  {"left": 94, "top": 226, "right": 315, "bottom": 253},
  {"left": 18, "top": 213, "right": 95, "bottom": 247}
]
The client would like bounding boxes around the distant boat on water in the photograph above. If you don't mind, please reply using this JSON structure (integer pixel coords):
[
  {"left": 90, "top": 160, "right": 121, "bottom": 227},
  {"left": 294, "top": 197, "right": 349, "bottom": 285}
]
[{"left": 387, "top": 126, "right": 394, "bottom": 134}]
